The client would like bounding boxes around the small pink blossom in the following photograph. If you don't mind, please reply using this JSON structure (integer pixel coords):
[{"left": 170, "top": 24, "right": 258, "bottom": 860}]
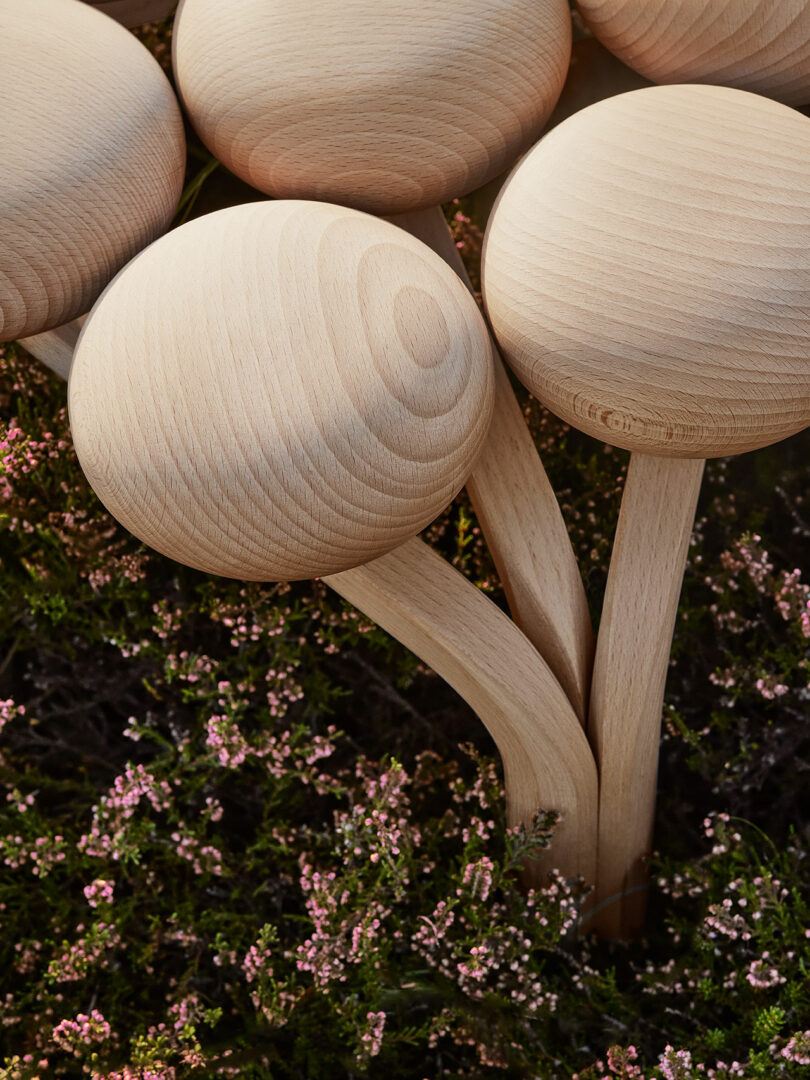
[{"left": 83, "top": 878, "right": 114, "bottom": 907}]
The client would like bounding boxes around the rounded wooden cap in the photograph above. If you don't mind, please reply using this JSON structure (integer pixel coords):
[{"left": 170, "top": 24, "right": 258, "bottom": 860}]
[
  {"left": 68, "top": 201, "right": 495, "bottom": 581},
  {"left": 575, "top": 0, "right": 810, "bottom": 107},
  {"left": 172, "top": 0, "right": 572, "bottom": 215},
  {"left": 87, "top": 0, "right": 176, "bottom": 27},
  {"left": 483, "top": 84, "right": 810, "bottom": 458},
  {"left": 0, "top": 0, "right": 186, "bottom": 341}
]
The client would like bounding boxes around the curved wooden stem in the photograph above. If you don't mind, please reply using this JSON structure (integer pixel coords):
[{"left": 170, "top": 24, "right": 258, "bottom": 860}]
[
  {"left": 18, "top": 317, "right": 84, "bottom": 380},
  {"left": 389, "top": 207, "right": 594, "bottom": 726},
  {"left": 588, "top": 453, "right": 704, "bottom": 938},
  {"left": 326, "top": 537, "right": 598, "bottom": 890}
]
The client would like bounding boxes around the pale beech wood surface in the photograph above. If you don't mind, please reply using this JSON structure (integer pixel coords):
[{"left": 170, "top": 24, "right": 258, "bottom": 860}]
[
  {"left": 87, "top": 0, "right": 175, "bottom": 26},
  {"left": 484, "top": 85, "right": 810, "bottom": 459},
  {"left": 588, "top": 455, "right": 704, "bottom": 937},
  {"left": 575, "top": 0, "right": 810, "bottom": 106},
  {"left": 390, "top": 207, "right": 594, "bottom": 725},
  {"left": 483, "top": 83, "right": 810, "bottom": 935},
  {"left": 172, "top": 0, "right": 571, "bottom": 215},
  {"left": 0, "top": 0, "right": 185, "bottom": 342},
  {"left": 20, "top": 318, "right": 84, "bottom": 381},
  {"left": 327, "top": 538, "right": 598, "bottom": 888},
  {"left": 69, "top": 201, "right": 495, "bottom": 581}
]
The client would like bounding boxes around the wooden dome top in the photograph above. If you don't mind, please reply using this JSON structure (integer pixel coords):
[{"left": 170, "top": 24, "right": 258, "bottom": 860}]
[
  {"left": 69, "top": 201, "right": 495, "bottom": 580},
  {"left": 172, "top": 0, "right": 572, "bottom": 214},
  {"left": 575, "top": 0, "right": 810, "bottom": 107},
  {"left": 483, "top": 84, "right": 810, "bottom": 457},
  {"left": 0, "top": 0, "right": 185, "bottom": 341}
]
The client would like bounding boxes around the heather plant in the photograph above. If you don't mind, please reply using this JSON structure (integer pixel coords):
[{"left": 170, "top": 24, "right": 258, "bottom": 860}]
[
  {"left": 1, "top": 16, "right": 810, "bottom": 1080},
  {"left": 2, "top": 325, "right": 809, "bottom": 1078}
]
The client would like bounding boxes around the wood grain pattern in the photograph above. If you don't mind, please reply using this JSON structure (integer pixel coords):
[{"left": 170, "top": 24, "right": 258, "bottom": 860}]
[
  {"left": 172, "top": 0, "right": 572, "bottom": 215},
  {"left": 390, "top": 206, "right": 593, "bottom": 724},
  {"left": 0, "top": 0, "right": 185, "bottom": 342},
  {"left": 87, "top": 0, "right": 175, "bottom": 26},
  {"left": 69, "top": 200, "right": 495, "bottom": 581},
  {"left": 19, "top": 317, "right": 84, "bottom": 380},
  {"left": 483, "top": 85, "right": 810, "bottom": 459},
  {"left": 587, "top": 455, "right": 704, "bottom": 937},
  {"left": 575, "top": 0, "right": 810, "bottom": 106},
  {"left": 327, "top": 538, "right": 598, "bottom": 888},
  {"left": 483, "top": 83, "right": 810, "bottom": 935}
]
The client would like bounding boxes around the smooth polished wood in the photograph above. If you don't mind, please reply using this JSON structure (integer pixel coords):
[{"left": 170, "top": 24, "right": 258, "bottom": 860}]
[
  {"left": 483, "top": 83, "right": 810, "bottom": 935},
  {"left": 588, "top": 455, "right": 704, "bottom": 937},
  {"left": 391, "top": 207, "right": 593, "bottom": 724},
  {"left": 69, "top": 200, "right": 495, "bottom": 581},
  {"left": 19, "top": 317, "right": 84, "bottom": 381},
  {"left": 173, "top": 0, "right": 571, "bottom": 215},
  {"left": 484, "top": 85, "right": 810, "bottom": 459},
  {"left": 87, "top": 0, "right": 175, "bottom": 26},
  {"left": 575, "top": 0, "right": 810, "bottom": 106},
  {"left": 0, "top": 0, "right": 185, "bottom": 342},
  {"left": 328, "top": 538, "right": 598, "bottom": 888}
]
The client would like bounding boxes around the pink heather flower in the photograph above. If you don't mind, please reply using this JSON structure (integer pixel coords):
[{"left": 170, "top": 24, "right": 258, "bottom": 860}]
[
  {"left": 360, "top": 1011, "right": 386, "bottom": 1058},
  {"left": 205, "top": 715, "right": 250, "bottom": 768},
  {"left": 47, "top": 922, "right": 122, "bottom": 982},
  {"left": 0, "top": 698, "right": 25, "bottom": 735},
  {"left": 84, "top": 878, "right": 114, "bottom": 907},
  {"left": 746, "top": 954, "right": 785, "bottom": 989},
  {"left": 170, "top": 829, "right": 224, "bottom": 875},
  {"left": 79, "top": 764, "right": 172, "bottom": 860},
  {"left": 168, "top": 995, "right": 203, "bottom": 1031},
  {"left": 243, "top": 939, "right": 273, "bottom": 985},
  {"left": 607, "top": 1045, "right": 642, "bottom": 1077},
  {"left": 91, "top": 1067, "right": 175, "bottom": 1080},
  {"left": 658, "top": 1046, "right": 692, "bottom": 1080},
  {"left": 52, "top": 1009, "right": 111, "bottom": 1053},
  {"left": 782, "top": 1031, "right": 810, "bottom": 1066},
  {"left": 754, "top": 676, "right": 789, "bottom": 701},
  {"left": 704, "top": 898, "right": 750, "bottom": 941},
  {"left": 460, "top": 856, "right": 495, "bottom": 902}
]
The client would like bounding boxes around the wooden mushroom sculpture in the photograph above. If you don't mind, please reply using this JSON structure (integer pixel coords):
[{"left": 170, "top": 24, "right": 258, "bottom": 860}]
[
  {"left": 171, "top": 0, "right": 596, "bottom": 726},
  {"left": 68, "top": 200, "right": 599, "bottom": 890},
  {"left": 483, "top": 84, "right": 810, "bottom": 935},
  {"left": 575, "top": 0, "right": 810, "bottom": 106},
  {"left": 0, "top": 0, "right": 185, "bottom": 372}
]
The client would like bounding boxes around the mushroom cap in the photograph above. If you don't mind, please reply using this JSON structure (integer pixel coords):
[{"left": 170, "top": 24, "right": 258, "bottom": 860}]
[
  {"left": 172, "top": 0, "right": 572, "bottom": 214},
  {"left": 575, "top": 0, "right": 810, "bottom": 107},
  {"left": 86, "top": 0, "right": 176, "bottom": 27},
  {"left": 68, "top": 201, "right": 495, "bottom": 580},
  {"left": 483, "top": 84, "right": 810, "bottom": 458},
  {"left": 0, "top": 0, "right": 185, "bottom": 341}
]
